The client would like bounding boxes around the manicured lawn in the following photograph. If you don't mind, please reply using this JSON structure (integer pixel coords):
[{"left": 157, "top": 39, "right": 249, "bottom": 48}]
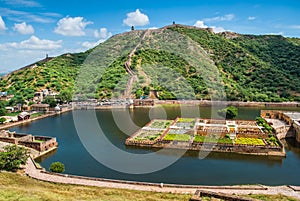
[
  {"left": 193, "top": 135, "right": 233, "bottom": 144},
  {"left": 234, "top": 137, "right": 265, "bottom": 146},
  {"left": 177, "top": 118, "right": 195, "bottom": 123},
  {"left": 163, "top": 134, "right": 191, "bottom": 141}
]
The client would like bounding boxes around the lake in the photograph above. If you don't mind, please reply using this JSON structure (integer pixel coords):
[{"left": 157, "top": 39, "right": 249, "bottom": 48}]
[{"left": 10, "top": 105, "right": 300, "bottom": 185}]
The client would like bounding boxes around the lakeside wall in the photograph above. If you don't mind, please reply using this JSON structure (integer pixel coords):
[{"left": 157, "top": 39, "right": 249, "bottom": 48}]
[
  {"left": 0, "top": 107, "right": 72, "bottom": 130},
  {"left": 155, "top": 100, "right": 300, "bottom": 107}
]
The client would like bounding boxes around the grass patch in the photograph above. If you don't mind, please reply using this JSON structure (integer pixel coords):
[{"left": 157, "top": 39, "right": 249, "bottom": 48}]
[
  {"left": 193, "top": 135, "right": 233, "bottom": 144},
  {"left": 30, "top": 112, "right": 44, "bottom": 119},
  {"left": 0, "top": 172, "right": 297, "bottom": 201},
  {"left": 177, "top": 118, "right": 195, "bottom": 123},
  {"left": 34, "top": 140, "right": 44, "bottom": 143},
  {"left": 0, "top": 172, "right": 191, "bottom": 201},
  {"left": 245, "top": 194, "right": 299, "bottom": 201},
  {"left": 5, "top": 112, "right": 21, "bottom": 117},
  {"left": 163, "top": 134, "right": 191, "bottom": 141},
  {"left": 234, "top": 137, "right": 265, "bottom": 146}
]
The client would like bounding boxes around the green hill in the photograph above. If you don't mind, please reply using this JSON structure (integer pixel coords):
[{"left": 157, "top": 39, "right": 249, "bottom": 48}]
[{"left": 1, "top": 25, "right": 299, "bottom": 104}]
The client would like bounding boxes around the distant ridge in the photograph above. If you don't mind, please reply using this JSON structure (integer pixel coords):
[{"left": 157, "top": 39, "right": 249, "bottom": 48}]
[{"left": 0, "top": 24, "right": 299, "bottom": 102}]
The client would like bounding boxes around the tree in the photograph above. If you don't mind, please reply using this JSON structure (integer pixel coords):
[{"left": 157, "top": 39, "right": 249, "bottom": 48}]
[
  {"left": 0, "top": 145, "right": 29, "bottom": 172},
  {"left": 42, "top": 96, "right": 57, "bottom": 108},
  {"left": 218, "top": 106, "right": 238, "bottom": 119},
  {"left": 0, "top": 108, "right": 7, "bottom": 116},
  {"left": 49, "top": 162, "right": 65, "bottom": 173},
  {"left": 59, "top": 90, "right": 72, "bottom": 103},
  {"left": 0, "top": 117, "right": 6, "bottom": 124},
  {"left": 0, "top": 101, "right": 7, "bottom": 116}
]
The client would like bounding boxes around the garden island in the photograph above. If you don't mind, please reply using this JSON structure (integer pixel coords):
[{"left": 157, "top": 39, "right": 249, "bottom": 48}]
[
  {"left": 126, "top": 110, "right": 300, "bottom": 157},
  {"left": 126, "top": 116, "right": 284, "bottom": 157}
]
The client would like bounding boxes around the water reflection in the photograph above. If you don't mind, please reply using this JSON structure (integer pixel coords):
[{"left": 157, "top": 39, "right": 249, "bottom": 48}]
[{"left": 125, "top": 146, "right": 284, "bottom": 166}]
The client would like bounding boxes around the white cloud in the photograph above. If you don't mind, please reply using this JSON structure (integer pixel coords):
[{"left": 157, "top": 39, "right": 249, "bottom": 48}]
[
  {"left": 82, "top": 41, "right": 99, "bottom": 49},
  {"left": 0, "top": 36, "right": 62, "bottom": 50},
  {"left": 94, "top": 28, "right": 112, "bottom": 39},
  {"left": 290, "top": 25, "right": 300, "bottom": 29},
  {"left": 194, "top": 20, "right": 208, "bottom": 28},
  {"left": 0, "top": 0, "right": 41, "bottom": 7},
  {"left": 13, "top": 22, "right": 34, "bottom": 34},
  {"left": 82, "top": 38, "right": 108, "bottom": 49},
  {"left": 248, "top": 16, "right": 256, "bottom": 21},
  {"left": 266, "top": 32, "right": 284, "bottom": 36},
  {"left": 0, "top": 16, "right": 7, "bottom": 31},
  {"left": 204, "top": 14, "right": 235, "bottom": 22},
  {"left": 54, "top": 16, "right": 92, "bottom": 36},
  {"left": 123, "top": 9, "right": 149, "bottom": 27},
  {"left": 211, "top": 26, "right": 226, "bottom": 33},
  {"left": 148, "top": 27, "right": 158, "bottom": 30},
  {"left": 0, "top": 8, "right": 60, "bottom": 23}
]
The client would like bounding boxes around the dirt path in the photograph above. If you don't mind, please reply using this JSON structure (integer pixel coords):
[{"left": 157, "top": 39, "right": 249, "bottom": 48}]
[
  {"left": 25, "top": 157, "right": 300, "bottom": 199},
  {"left": 123, "top": 30, "right": 150, "bottom": 98}
]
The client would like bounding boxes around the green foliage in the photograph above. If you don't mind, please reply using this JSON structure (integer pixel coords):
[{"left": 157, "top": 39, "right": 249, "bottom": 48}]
[
  {"left": 193, "top": 135, "right": 233, "bottom": 144},
  {"left": 218, "top": 106, "right": 238, "bottom": 119},
  {"left": 163, "top": 134, "right": 191, "bottom": 141},
  {"left": 49, "top": 162, "right": 65, "bottom": 173},
  {"left": 265, "top": 136, "right": 279, "bottom": 146},
  {"left": 42, "top": 96, "right": 57, "bottom": 108},
  {"left": 170, "top": 26, "right": 300, "bottom": 101},
  {"left": 0, "top": 108, "right": 7, "bottom": 116},
  {"left": 58, "top": 90, "right": 72, "bottom": 103},
  {"left": 256, "top": 117, "right": 273, "bottom": 133},
  {"left": 0, "top": 145, "right": 29, "bottom": 172},
  {"left": 0, "top": 117, "right": 6, "bottom": 123}
]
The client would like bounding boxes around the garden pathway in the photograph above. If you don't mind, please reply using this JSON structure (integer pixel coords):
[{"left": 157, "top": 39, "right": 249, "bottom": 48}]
[{"left": 24, "top": 157, "right": 300, "bottom": 199}]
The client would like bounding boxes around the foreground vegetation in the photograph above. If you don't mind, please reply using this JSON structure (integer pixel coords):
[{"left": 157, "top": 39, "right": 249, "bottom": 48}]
[
  {"left": 0, "top": 172, "right": 298, "bottom": 201},
  {"left": 0, "top": 172, "right": 190, "bottom": 201}
]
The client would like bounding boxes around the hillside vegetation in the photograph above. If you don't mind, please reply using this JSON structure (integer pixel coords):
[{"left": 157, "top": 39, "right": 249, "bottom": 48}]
[{"left": 0, "top": 25, "right": 299, "bottom": 103}]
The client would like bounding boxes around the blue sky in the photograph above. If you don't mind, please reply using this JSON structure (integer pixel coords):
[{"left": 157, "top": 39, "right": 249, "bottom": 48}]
[{"left": 0, "top": 0, "right": 299, "bottom": 73}]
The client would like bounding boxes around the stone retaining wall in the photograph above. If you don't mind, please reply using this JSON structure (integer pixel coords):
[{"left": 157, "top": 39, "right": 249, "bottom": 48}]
[
  {"left": 126, "top": 140, "right": 284, "bottom": 156},
  {"left": 191, "top": 190, "right": 256, "bottom": 201}
]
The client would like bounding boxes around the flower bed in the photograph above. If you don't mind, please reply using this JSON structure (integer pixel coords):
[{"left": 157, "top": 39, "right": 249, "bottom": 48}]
[{"left": 234, "top": 137, "right": 265, "bottom": 146}]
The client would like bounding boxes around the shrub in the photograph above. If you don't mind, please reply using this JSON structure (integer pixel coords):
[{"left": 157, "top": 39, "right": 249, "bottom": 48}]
[
  {"left": 49, "top": 162, "right": 65, "bottom": 173},
  {"left": 218, "top": 106, "right": 238, "bottom": 119},
  {"left": 0, "top": 145, "right": 29, "bottom": 172},
  {"left": 0, "top": 117, "right": 6, "bottom": 124}
]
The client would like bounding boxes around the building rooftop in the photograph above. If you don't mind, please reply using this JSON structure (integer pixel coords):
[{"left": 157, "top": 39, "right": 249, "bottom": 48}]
[{"left": 284, "top": 112, "right": 300, "bottom": 121}]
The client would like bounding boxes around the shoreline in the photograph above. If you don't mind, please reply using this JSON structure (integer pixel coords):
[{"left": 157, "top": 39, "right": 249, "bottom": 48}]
[
  {"left": 24, "top": 157, "right": 300, "bottom": 199},
  {"left": 0, "top": 108, "right": 73, "bottom": 130},
  {"left": 155, "top": 100, "right": 300, "bottom": 107}
]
